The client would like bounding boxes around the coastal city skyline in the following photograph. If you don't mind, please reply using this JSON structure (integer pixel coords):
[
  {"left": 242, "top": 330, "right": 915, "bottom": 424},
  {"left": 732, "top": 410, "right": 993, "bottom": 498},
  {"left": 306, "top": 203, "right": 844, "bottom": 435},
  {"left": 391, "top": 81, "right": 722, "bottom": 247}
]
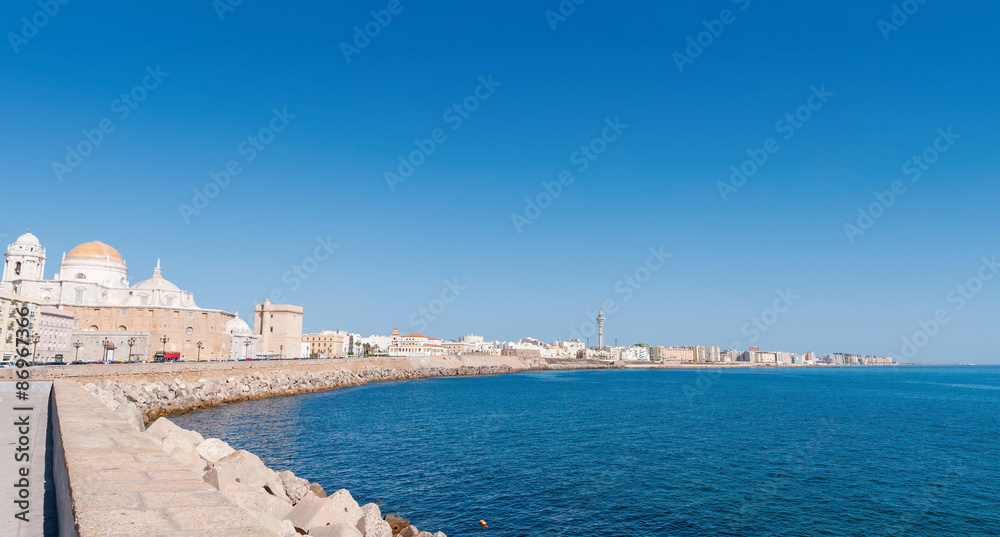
[{"left": 0, "top": 230, "right": 904, "bottom": 364}]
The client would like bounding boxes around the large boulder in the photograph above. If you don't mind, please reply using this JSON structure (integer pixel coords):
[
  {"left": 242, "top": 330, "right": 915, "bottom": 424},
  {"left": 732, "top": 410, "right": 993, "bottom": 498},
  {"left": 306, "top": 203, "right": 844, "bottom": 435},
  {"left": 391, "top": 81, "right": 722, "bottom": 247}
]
[
  {"left": 309, "top": 523, "right": 363, "bottom": 537},
  {"left": 357, "top": 506, "right": 392, "bottom": 537},
  {"left": 161, "top": 433, "right": 207, "bottom": 474},
  {"left": 117, "top": 403, "right": 145, "bottom": 432},
  {"left": 309, "top": 482, "right": 328, "bottom": 498},
  {"left": 325, "top": 489, "right": 363, "bottom": 526},
  {"left": 278, "top": 470, "right": 311, "bottom": 504},
  {"left": 287, "top": 494, "right": 358, "bottom": 533},
  {"left": 145, "top": 417, "right": 204, "bottom": 445},
  {"left": 264, "top": 477, "right": 291, "bottom": 503},
  {"left": 225, "top": 485, "right": 293, "bottom": 519},
  {"left": 196, "top": 438, "right": 236, "bottom": 463},
  {"left": 384, "top": 514, "right": 409, "bottom": 534},
  {"left": 203, "top": 450, "right": 277, "bottom": 492},
  {"left": 397, "top": 526, "right": 420, "bottom": 537}
]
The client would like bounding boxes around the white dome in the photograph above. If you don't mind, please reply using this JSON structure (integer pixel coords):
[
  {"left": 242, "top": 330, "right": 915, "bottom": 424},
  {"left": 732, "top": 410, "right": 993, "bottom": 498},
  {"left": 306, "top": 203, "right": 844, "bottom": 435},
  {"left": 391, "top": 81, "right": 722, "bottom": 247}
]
[
  {"left": 15, "top": 232, "right": 40, "bottom": 245},
  {"left": 131, "top": 259, "right": 180, "bottom": 292},
  {"left": 133, "top": 276, "right": 180, "bottom": 292},
  {"left": 226, "top": 314, "right": 251, "bottom": 335}
]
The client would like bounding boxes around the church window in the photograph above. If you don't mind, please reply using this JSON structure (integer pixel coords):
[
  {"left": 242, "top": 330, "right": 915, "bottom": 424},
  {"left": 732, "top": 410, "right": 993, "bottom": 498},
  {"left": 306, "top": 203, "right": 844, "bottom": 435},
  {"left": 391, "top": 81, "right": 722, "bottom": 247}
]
[
  {"left": 140, "top": 295, "right": 148, "bottom": 306},
  {"left": 14, "top": 262, "right": 21, "bottom": 275},
  {"left": 75, "top": 289, "right": 84, "bottom": 304},
  {"left": 121, "top": 309, "right": 127, "bottom": 316},
  {"left": 185, "top": 327, "right": 193, "bottom": 335},
  {"left": 118, "top": 326, "right": 127, "bottom": 332},
  {"left": 188, "top": 312, "right": 194, "bottom": 318},
  {"left": 166, "top": 297, "right": 174, "bottom": 306},
  {"left": 75, "top": 273, "right": 85, "bottom": 279}
]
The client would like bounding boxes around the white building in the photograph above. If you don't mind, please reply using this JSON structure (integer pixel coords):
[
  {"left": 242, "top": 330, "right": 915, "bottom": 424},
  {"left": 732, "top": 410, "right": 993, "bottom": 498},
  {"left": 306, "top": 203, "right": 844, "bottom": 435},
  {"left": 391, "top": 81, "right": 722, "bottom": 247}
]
[
  {"left": 387, "top": 328, "right": 449, "bottom": 356},
  {"left": 459, "top": 334, "right": 484, "bottom": 345},
  {"left": 224, "top": 314, "right": 259, "bottom": 361},
  {"left": 2, "top": 233, "right": 201, "bottom": 309}
]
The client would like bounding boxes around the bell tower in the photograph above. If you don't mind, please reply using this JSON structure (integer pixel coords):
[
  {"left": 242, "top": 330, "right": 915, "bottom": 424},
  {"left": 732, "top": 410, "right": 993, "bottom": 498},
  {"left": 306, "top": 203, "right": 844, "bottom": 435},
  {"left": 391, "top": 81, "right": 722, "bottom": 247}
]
[{"left": 2, "top": 231, "right": 46, "bottom": 283}]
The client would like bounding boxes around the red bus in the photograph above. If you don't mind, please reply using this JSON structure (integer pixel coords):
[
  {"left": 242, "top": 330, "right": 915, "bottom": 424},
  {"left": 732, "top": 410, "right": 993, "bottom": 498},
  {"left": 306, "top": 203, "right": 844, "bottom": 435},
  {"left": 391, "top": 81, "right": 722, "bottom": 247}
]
[{"left": 153, "top": 352, "right": 181, "bottom": 363}]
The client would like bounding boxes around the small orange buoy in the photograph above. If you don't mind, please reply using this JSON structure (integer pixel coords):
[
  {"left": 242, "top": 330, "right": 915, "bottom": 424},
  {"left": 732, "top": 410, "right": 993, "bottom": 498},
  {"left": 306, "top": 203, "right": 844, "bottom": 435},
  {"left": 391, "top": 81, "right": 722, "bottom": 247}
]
[{"left": 479, "top": 519, "right": 488, "bottom": 528}]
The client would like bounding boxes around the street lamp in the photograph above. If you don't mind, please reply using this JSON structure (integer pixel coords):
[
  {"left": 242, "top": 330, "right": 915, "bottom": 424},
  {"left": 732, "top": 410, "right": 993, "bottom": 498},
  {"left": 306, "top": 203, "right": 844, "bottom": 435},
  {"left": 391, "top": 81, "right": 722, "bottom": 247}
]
[
  {"left": 32, "top": 334, "right": 41, "bottom": 365},
  {"left": 127, "top": 337, "right": 136, "bottom": 363},
  {"left": 101, "top": 337, "right": 111, "bottom": 364},
  {"left": 280, "top": 344, "right": 283, "bottom": 360},
  {"left": 197, "top": 341, "right": 203, "bottom": 362},
  {"left": 244, "top": 339, "right": 250, "bottom": 361},
  {"left": 73, "top": 341, "right": 83, "bottom": 362},
  {"left": 160, "top": 335, "right": 169, "bottom": 359}
]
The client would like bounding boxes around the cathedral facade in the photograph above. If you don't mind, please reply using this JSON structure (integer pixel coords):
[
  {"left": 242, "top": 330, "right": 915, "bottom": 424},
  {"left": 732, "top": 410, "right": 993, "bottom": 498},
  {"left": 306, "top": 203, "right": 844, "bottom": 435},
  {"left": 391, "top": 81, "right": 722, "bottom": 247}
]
[{"left": 1, "top": 232, "right": 256, "bottom": 361}]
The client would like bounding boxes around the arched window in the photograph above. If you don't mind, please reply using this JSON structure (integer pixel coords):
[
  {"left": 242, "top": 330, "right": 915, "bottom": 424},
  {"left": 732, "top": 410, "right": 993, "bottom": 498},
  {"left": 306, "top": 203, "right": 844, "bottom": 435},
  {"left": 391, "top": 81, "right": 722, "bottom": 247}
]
[
  {"left": 118, "top": 326, "right": 127, "bottom": 332},
  {"left": 75, "top": 273, "right": 86, "bottom": 279},
  {"left": 14, "top": 262, "right": 21, "bottom": 276}
]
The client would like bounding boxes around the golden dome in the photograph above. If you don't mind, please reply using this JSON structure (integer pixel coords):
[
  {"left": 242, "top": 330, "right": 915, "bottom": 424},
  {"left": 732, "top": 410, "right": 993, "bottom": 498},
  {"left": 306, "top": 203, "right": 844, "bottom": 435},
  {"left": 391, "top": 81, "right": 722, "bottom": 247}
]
[{"left": 65, "top": 241, "right": 125, "bottom": 264}]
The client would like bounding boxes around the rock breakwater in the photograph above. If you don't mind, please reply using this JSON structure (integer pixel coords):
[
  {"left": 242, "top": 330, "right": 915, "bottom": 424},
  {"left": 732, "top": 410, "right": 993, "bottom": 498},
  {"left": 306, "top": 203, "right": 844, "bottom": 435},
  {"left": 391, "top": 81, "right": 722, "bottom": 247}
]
[
  {"left": 84, "top": 363, "right": 522, "bottom": 424},
  {"left": 137, "top": 414, "right": 445, "bottom": 537}
]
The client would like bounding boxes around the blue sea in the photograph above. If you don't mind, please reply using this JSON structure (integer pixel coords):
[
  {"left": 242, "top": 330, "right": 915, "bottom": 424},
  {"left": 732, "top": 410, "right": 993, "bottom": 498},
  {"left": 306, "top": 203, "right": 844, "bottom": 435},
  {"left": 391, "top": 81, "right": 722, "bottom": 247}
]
[{"left": 172, "top": 367, "right": 1000, "bottom": 536}]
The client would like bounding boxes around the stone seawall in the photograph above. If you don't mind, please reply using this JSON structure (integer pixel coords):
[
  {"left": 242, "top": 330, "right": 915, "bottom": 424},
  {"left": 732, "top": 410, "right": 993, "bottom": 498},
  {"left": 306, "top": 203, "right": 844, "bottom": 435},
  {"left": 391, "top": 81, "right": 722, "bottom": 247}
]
[{"left": 50, "top": 356, "right": 607, "bottom": 423}]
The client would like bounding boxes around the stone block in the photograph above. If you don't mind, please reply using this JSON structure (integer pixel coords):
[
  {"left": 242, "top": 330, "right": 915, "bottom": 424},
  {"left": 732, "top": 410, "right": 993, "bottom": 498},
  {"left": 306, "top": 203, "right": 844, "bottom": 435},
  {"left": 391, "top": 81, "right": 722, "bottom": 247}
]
[
  {"left": 287, "top": 493, "right": 362, "bottom": 533},
  {"left": 357, "top": 508, "right": 392, "bottom": 537},
  {"left": 278, "top": 470, "right": 311, "bottom": 504},
  {"left": 196, "top": 438, "right": 237, "bottom": 463},
  {"left": 226, "top": 485, "right": 294, "bottom": 519},
  {"left": 204, "top": 450, "right": 278, "bottom": 492},
  {"left": 384, "top": 514, "right": 410, "bottom": 534},
  {"left": 397, "top": 526, "right": 420, "bottom": 537},
  {"left": 309, "top": 482, "right": 328, "bottom": 498}
]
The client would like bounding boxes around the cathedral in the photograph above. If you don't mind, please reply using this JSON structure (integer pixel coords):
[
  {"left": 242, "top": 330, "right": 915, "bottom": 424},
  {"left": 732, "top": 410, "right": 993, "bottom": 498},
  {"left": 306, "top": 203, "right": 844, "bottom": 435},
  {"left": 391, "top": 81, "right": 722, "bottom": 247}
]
[{"left": 1, "top": 231, "right": 257, "bottom": 361}]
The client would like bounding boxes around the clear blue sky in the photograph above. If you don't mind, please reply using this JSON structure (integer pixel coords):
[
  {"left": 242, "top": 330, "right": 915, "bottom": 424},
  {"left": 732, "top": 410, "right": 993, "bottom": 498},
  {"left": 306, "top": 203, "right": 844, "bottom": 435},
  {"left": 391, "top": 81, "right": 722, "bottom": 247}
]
[{"left": 2, "top": 1, "right": 997, "bottom": 363}]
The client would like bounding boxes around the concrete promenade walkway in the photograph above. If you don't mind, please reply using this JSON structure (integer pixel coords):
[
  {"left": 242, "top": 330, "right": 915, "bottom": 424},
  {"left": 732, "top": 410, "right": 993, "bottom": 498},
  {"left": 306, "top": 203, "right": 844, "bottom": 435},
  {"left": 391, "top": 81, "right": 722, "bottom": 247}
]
[{"left": 50, "top": 380, "right": 277, "bottom": 536}]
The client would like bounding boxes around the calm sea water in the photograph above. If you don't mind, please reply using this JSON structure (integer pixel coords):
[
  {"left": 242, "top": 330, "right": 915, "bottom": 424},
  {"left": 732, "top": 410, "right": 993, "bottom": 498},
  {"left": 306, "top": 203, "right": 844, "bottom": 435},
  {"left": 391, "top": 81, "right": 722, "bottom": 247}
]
[{"left": 172, "top": 366, "right": 1000, "bottom": 536}]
